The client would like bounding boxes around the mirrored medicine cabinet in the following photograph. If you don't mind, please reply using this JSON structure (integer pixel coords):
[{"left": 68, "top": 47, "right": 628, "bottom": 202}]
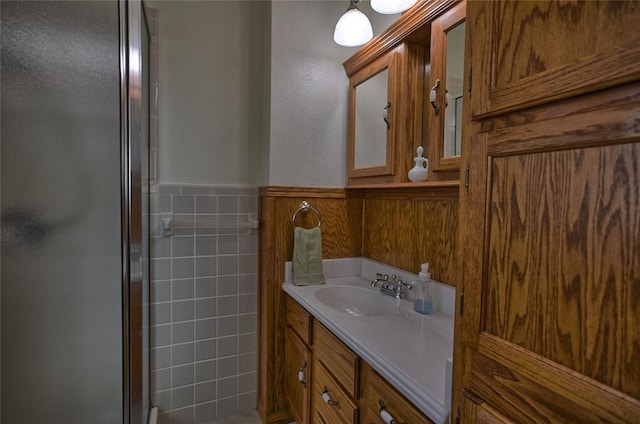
[
  {"left": 428, "top": 1, "right": 466, "bottom": 173},
  {"left": 348, "top": 51, "right": 397, "bottom": 179},
  {"left": 344, "top": 0, "right": 467, "bottom": 187}
]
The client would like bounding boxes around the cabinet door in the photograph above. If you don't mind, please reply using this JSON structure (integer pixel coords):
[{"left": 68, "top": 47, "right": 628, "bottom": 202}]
[
  {"left": 348, "top": 49, "right": 398, "bottom": 182},
  {"left": 286, "top": 328, "right": 311, "bottom": 424},
  {"left": 428, "top": 0, "right": 466, "bottom": 173},
  {"left": 458, "top": 83, "right": 640, "bottom": 421},
  {"left": 469, "top": 0, "right": 640, "bottom": 118}
]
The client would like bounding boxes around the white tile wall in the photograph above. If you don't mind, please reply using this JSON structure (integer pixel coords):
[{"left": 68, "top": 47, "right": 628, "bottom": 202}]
[{"left": 150, "top": 184, "right": 258, "bottom": 424}]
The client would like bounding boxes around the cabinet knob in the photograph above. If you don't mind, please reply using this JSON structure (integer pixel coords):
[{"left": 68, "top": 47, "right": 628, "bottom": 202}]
[{"left": 322, "top": 387, "right": 341, "bottom": 409}]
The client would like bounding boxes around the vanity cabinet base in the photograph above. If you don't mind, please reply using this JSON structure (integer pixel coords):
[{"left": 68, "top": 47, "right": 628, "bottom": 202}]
[{"left": 284, "top": 294, "right": 436, "bottom": 424}]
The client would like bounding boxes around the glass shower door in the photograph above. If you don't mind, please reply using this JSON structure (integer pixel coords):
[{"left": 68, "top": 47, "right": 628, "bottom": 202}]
[{"left": 1, "top": 0, "right": 150, "bottom": 422}]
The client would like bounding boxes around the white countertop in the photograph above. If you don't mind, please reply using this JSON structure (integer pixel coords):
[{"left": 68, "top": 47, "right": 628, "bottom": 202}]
[{"left": 282, "top": 258, "right": 454, "bottom": 424}]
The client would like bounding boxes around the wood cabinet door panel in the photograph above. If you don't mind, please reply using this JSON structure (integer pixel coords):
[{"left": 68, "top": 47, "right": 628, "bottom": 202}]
[
  {"left": 458, "top": 87, "right": 640, "bottom": 421},
  {"left": 470, "top": 1, "right": 640, "bottom": 117},
  {"left": 286, "top": 329, "right": 311, "bottom": 424},
  {"left": 484, "top": 141, "right": 640, "bottom": 397}
]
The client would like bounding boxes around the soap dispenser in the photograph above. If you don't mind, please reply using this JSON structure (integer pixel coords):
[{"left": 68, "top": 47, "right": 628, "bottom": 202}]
[{"left": 413, "top": 263, "right": 433, "bottom": 314}]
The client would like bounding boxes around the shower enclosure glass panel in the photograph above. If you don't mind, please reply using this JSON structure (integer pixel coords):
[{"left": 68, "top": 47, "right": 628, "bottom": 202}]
[{"left": 1, "top": 1, "right": 150, "bottom": 422}]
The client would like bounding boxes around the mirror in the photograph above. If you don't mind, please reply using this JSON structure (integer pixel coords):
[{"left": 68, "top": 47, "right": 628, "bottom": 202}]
[
  {"left": 354, "top": 68, "right": 389, "bottom": 169},
  {"left": 443, "top": 22, "right": 465, "bottom": 157},
  {"left": 348, "top": 50, "right": 396, "bottom": 182},
  {"left": 428, "top": 0, "right": 466, "bottom": 173}
]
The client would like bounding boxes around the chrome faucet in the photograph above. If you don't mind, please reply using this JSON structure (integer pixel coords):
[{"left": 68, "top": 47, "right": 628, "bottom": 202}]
[
  {"left": 372, "top": 273, "right": 411, "bottom": 299},
  {"left": 371, "top": 273, "right": 389, "bottom": 287}
]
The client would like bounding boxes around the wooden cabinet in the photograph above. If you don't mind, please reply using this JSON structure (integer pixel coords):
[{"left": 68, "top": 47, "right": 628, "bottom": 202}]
[
  {"left": 313, "top": 321, "right": 360, "bottom": 399},
  {"left": 286, "top": 294, "right": 313, "bottom": 345},
  {"left": 285, "top": 296, "right": 312, "bottom": 424},
  {"left": 286, "top": 330, "right": 311, "bottom": 424},
  {"left": 455, "top": 1, "right": 640, "bottom": 422},
  {"left": 284, "top": 295, "right": 436, "bottom": 424},
  {"left": 470, "top": 1, "right": 640, "bottom": 118},
  {"left": 347, "top": 48, "right": 399, "bottom": 182},
  {"left": 346, "top": 43, "right": 422, "bottom": 186},
  {"left": 364, "top": 366, "right": 434, "bottom": 424},
  {"left": 427, "top": 0, "right": 466, "bottom": 174},
  {"left": 343, "top": 0, "right": 464, "bottom": 187},
  {"left": 312, "top": 321, "right": 360, "bottom": 423},
  {"left": 312, "top": 361, "right": 359, "bottom": 424}
]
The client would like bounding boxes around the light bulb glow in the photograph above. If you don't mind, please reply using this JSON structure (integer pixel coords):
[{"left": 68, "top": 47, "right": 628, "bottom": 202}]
[
  {"left": 371, "top": 0, "right": 419, "bottom": 15},
  {"left": 333, "top": 8, "right": 373, "bottom": 47}
]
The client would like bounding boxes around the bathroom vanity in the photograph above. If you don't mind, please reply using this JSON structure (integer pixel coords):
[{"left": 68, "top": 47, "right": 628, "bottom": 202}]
[
  {"left": 282, "top": 258, "right": 454, "bottom": 424},
  {"left": 258, "top": 0, "right": 640, "bottom": 422}
]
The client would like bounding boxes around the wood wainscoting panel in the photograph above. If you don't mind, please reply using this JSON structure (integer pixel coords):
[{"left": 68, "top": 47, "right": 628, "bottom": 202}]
[
  {"left": 258, "top": 187, "right": 362, "bottom": 423},
  {"left": 362, "top": 187, "right": 459, "bottom": 285},
  {"left": 485, "top": 142, "right": 640, "bottom": 399}
]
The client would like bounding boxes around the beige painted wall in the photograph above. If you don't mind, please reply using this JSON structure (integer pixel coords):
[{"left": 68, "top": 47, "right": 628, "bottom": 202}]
[
  {"left": 150, "top": 0, "right": 270, "bottom": 186},
  {"left": 152, "top": 0, "right": 396, "bottom": 188},
  {"left": 269, "top": 1, "right": 397, "bottom": 187}
]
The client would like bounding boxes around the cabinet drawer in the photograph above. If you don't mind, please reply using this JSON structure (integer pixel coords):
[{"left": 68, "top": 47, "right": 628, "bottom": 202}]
[
  {"left": 312, "top": 361, "right": 359, "bottom": 424},
  {"left": 313, "top": 321, "right": 360, "bottom": 398},
  {"left": 366, "top": 369, "right": 434, "bottom": 424},
  {"left": 286, "top": 295, "right": 312, "bottom": 345}
]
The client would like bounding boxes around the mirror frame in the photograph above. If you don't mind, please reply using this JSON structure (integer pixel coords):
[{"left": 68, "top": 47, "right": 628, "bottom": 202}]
[
  {"left": 348, "top": 51, "right": 397, "bottom": 179},
  {"left": 427, "top": 0, "right": 466, "bottom": 173}
]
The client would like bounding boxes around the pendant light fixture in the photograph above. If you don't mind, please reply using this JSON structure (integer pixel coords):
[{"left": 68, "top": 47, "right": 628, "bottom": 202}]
[
  {"left": 333, "top": 0, "right": 373, "bottom": 47},
  {"left": 371, "top": 0, "right": 419, "bottom": 15}
]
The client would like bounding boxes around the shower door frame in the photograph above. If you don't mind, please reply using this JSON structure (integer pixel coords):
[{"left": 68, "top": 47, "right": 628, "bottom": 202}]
[{"left": 120, "top": 0, "right": 150, "bottom": 423}]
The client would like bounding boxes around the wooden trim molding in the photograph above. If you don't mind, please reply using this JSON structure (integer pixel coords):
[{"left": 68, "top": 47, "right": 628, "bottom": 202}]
[
  {"left": 348, "top": 180, "right": 459, "bottom": 198},
  {"left": 343, "top": 0, "right": 459, "bottom": 77},
  {"left": 259, "top": 186, "right": 352, "bottom": 198}
]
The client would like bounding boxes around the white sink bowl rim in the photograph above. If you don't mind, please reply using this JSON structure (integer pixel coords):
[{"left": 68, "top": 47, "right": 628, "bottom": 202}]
[{"left": 314, "top": 285, "right": 397, "bottom": 317}]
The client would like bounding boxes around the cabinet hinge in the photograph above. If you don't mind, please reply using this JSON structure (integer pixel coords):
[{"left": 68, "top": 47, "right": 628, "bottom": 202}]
[
  {"left": 467, "top": 68, "right": 472, "bottom": 93},
  {"left": 459, "top": 289, "right": 465, "bottom": 316},
  {"left": 464, "top": 165, "right": 470, "bottom": 192},
  {"left": 455, "top": 406, "right": 461, "bottom": 424}
]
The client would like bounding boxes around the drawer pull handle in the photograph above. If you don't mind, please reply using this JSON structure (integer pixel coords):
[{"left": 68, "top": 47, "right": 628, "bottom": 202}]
[
  {"left": 297, "top": 361, "right": 307, "bottom": 387},
  {"left": 322, "top": 387, "right": 341, "bottom": 409},
  {"left": 379, "top": 400, "right": 402, "bottom": 424}
]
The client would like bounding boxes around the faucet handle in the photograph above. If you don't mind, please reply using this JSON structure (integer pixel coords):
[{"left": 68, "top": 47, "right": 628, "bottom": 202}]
[
  {"left": 398, "top": 280, "right": 412, "bottom": 290},
  {"left": 376, "top": 273, "right": 389, "bottom": 280}
]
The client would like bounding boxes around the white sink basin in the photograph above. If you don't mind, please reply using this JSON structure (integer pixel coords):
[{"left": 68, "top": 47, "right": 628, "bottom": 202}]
[{"left": 314, "top": 285, "right": 398, "bottom": 317}]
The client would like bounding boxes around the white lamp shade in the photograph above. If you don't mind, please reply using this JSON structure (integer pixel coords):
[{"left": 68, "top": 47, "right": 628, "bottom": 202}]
[
  {"left": 371, "top": 0, "right": 418, "bottom": 14},
  {"left": 333, "top": 8, "right": 373, "bottom": 47}
]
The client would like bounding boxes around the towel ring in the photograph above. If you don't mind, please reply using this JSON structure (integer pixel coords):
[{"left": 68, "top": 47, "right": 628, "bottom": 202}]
[{"left": 292, "top": 201, "right": 322, "bottom": 228}]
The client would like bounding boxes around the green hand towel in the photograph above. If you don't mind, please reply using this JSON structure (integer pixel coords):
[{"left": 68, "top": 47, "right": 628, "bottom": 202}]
[{"left": 292, "top": 226, "right": 325, "bottom": 286}]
